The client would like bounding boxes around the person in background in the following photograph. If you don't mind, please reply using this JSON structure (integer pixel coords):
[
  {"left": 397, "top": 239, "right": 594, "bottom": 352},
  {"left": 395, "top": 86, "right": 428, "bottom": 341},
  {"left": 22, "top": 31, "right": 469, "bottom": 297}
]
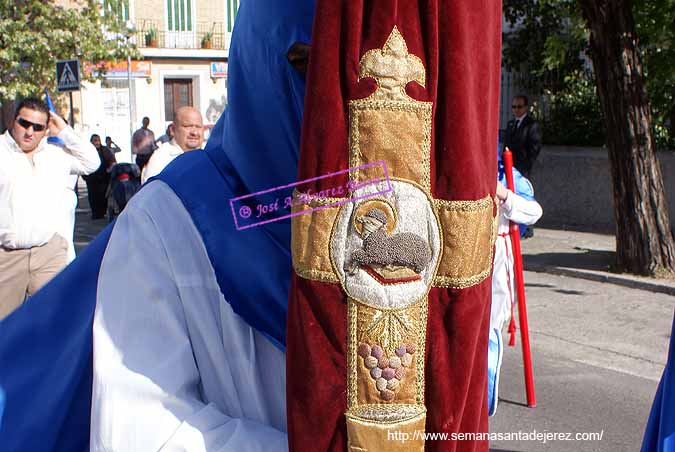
[
  {"left": 131, "top": 117, "right": 157, "bottom": 172},
  {"left": 105, "top": 136, "right": 122, "bottom": 154},
  {"left": 155, "top": 125, "right": 173, "bottom": 145},
  {"left": 487, "top": 167, "right": 542, "bottom": 417},
  {"left": 503, "top": 95, "right": 542, "bottom": 178},
  {"left": 141, "top": 107, "right": 204, "bottom": 184},
  {"left": 503, "top": 95, "right": 542, "bottom": 238},
  {"left": 83, "top": 134, "right": 116, "bottom": 220},
  {"left": 0, "top": 97, "right": 98, "bottom": 319}
]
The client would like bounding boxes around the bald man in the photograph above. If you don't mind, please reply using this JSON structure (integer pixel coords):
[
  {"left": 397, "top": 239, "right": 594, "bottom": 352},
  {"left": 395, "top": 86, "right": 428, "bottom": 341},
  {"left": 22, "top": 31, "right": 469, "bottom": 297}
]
[{"left": 141, "top": 107, "right": 204, "bottom": 183}]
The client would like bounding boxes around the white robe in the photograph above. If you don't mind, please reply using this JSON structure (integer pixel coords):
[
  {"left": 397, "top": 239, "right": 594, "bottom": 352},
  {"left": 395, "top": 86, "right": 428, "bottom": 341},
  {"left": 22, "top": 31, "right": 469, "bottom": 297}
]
[
  {"left": 90, "top": 181, "right": 287, "bottom": 451},
  {"left": 141, "top": 141, "right": 185, "bottom": 184},
  {"left": 490, "top": 190, "right": 542, "bottom": 331}
]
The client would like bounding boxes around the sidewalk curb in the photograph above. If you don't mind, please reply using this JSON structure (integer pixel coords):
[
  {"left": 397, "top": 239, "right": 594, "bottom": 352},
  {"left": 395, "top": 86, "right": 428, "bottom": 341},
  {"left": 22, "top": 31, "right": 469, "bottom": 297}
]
[{"left": 524, "top": 262, "right": 675, "bottom": 296}]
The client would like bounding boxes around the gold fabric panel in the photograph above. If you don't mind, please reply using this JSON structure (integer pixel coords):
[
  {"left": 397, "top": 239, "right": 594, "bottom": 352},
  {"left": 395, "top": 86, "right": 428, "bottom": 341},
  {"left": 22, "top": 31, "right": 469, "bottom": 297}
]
[
  {"left": 346, "top": 408, "right": 426, "bottom": 452},
  {"left": 348, "top": 25, "right": 432, "bottom": 193},
  {"left": 432, "top": 196, "right": 497, "bottom": 288},
  {"left": 350, "top": 104, "right": 432, "bottom": 190},
  {"left": 291, "top": 196, "right": 342, "bottom": 283},
  {"left": 343, "top": 26, "right": 433, "bottom": 450},
  {"left": 351, "top": 300, "right": 427, "bottom": 407}
]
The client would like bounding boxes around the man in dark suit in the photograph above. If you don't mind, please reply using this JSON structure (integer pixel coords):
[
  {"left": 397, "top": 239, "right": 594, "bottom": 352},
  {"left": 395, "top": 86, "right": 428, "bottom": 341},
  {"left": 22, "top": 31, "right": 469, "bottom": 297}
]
[{"left": 503, "top": 95, "right": 542, "bottom": 178}]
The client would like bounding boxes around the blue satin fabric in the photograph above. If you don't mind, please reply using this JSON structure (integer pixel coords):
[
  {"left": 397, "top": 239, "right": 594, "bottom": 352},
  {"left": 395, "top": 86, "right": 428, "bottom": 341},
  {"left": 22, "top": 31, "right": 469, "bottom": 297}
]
[
  {"left": 0, "top": 0, "right": 315, "bottom": 449},
  {"left": 210, "top": 0, "right": 314, "bottom": 201},
  {"left": 183, "top": 0, "right": 315, "bottom": 349},
  {"left": 642, "top": 312, "right": 675, "bottom": 452},
  {"left": 155, "top": 147, "right": 291, "bottom": 350},
  {"left": 0, "top": 226, "right": 113, "bottom": 452},
  {"left": 487, "top": 327, "right": 503, "bottom": 417}
]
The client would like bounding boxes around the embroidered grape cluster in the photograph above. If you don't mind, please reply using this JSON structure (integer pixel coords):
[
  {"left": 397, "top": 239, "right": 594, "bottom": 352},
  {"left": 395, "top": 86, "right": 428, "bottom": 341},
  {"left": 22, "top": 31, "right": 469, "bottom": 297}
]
[{"left": 358, "top": 342, "right": 416, "bottom": 401}]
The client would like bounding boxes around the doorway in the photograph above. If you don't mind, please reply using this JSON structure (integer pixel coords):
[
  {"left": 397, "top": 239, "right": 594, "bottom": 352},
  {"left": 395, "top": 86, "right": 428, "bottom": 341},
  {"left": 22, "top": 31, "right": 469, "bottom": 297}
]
[{"left": 164, "top": 78, "right": 194, "bottom": 122}]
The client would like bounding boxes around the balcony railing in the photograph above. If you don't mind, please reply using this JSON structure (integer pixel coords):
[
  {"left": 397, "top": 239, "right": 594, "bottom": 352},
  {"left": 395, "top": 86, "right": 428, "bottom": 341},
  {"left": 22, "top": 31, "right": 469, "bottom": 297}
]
[{"left": 134, "top": 20, "right": 230, "bottom": 50}]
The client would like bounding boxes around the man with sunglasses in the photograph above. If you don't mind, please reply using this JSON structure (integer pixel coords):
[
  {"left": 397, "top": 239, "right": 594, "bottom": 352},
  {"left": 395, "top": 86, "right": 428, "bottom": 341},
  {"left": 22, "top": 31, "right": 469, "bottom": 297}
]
[
  {"left": 0, "top": 97, "right": 99, "bottom": 319},
  {"left": 503, "top": 95, "right": 542, "bottom": 178}
]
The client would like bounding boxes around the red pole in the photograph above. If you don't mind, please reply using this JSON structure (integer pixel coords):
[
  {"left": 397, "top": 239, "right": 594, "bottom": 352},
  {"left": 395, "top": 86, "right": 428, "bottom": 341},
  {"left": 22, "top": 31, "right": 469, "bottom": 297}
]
[{"left": 502, "top": 147, "right": 537, "bottom": 408}]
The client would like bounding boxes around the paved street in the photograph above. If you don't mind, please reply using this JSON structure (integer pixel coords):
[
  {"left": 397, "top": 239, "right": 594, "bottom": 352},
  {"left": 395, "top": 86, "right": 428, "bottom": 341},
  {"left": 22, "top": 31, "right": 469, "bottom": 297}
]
[
  {"left": 490, "top": 271, "right": 674, "bottom": 452},
  {"left": 73, "top": 181, "right": 108, "bottom": 256},
  {"left": 72, "top": 191, "right": 674, "bottom": 452},
  {"left": 489, "top": 232, "right": 675, "bottom": 452}
]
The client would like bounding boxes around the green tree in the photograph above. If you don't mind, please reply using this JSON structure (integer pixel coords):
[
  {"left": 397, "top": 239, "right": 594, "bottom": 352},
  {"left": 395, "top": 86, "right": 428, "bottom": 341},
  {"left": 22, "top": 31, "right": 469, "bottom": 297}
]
[
  {"left": 502, "top": 0, "right": 587, "bottom": 94},
  {"left": 502, "top": 0, "right": 599, "bottom": 146},
  {"left": 634, "top": 0, "right": 675, "bottom": 146},
  {"left": 502, "top": 0, "right": 675, "bottom": 149},
  {"left": 0, "top": 0, "right": 137, "bottom": 128},
  {"left": 578, "top": 0, "right": 675, "bottom": 275}
]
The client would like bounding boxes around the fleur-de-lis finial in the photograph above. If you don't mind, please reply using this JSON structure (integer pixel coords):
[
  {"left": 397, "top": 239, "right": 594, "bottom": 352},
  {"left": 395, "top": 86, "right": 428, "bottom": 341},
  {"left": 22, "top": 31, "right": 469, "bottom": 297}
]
[{"left": 358, "top": 26, "right": 426, "bottom": 101}]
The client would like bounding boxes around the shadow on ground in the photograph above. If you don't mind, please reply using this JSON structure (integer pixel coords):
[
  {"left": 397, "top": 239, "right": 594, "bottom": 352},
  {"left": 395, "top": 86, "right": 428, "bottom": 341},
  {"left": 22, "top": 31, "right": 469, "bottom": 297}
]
[{"left": 523, "top": 248, "right": 615, "bottom": 272}]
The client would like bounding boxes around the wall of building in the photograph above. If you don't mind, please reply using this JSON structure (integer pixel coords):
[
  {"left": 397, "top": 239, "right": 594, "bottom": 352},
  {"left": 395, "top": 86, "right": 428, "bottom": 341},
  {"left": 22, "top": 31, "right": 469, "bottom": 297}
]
[
  {"left": 196, "top": 0, "right": 225, "bottom": 26},
  {"left": 134, "top": 0, "right": 163, "bottom": 27},
  {"left": 75, "top": 59, "right": 227, "bottom": 163},
  {"left": 530, "top": 146, "right": 675, "bottom": 233},
  {"left": 18, "top": 0, "right": 232, "bottom": 163}
]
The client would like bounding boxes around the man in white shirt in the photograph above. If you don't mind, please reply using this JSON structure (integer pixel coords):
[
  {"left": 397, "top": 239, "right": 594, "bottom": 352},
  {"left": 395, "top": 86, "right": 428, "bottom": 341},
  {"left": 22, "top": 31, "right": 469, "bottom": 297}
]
[
  {"left": 0, "top": 97, "right": 99, "bottom": 319},
  {"left": 141, "top": 107, "right": 204, "bottom": 184}
]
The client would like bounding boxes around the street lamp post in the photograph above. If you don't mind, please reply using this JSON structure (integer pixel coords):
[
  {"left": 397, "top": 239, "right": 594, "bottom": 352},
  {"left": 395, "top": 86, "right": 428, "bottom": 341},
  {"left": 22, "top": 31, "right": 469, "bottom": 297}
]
[
  {"left": 126, "top": 21, "right": 135, "bottom": 164},
  {"left": 128, "top": 53, "right": 133, "bottom": 162}
]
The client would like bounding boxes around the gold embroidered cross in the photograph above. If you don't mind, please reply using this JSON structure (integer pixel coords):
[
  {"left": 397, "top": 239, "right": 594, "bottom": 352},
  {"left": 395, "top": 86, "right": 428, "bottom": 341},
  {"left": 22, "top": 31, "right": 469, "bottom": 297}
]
[
  {"left": 358, "top": 26, "right": 426, "bottom": 101},
  {"left": 291, "top": 25, "right": 498, "bottom": 451}
]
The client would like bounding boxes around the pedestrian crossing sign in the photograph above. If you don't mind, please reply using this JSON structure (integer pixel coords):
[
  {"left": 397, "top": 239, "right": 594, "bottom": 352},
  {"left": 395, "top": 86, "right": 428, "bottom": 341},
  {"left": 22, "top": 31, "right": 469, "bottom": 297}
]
[{"left": 56, "top": 59, "right": 81, "bottom": 92}]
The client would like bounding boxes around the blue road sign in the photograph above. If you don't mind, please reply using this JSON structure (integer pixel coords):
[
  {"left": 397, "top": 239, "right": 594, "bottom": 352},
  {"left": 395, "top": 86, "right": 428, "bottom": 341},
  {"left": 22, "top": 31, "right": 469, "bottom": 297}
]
[{"left": 56, "top": 59, "right": 80, "bottom": 92}]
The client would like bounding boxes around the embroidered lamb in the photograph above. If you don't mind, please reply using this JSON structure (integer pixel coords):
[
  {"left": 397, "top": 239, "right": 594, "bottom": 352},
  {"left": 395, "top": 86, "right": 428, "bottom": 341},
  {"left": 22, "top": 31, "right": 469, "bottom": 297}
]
[{"left": 346, "top": 208, "right": 431, "bottom": 275}]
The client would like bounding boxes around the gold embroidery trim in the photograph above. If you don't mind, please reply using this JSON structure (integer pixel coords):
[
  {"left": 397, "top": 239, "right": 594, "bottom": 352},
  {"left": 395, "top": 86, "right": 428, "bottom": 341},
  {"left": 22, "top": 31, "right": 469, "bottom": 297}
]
[
  {"left": 347, "top": 404, "right": 426, "bottom": 423},
  {"left": 346, "top": 409, "right": 426, "bottom": 452},
  {"left": 432, "top": 195, "right": 498, "bottom": 288},
  {"left": 348, "top": 298, "right": 359, "bottom": 407},
  {"left": 433, "top": 195, "right": 494, "bottom": 212},
  {"left": 291, "top": 186, "right": 497, "bottom": 290},
  {"left": 343, "top": 26, "right": 431, "bottom": 450},
  {"left": 291, "top": 194, "right": 343, "bottom": 283}
]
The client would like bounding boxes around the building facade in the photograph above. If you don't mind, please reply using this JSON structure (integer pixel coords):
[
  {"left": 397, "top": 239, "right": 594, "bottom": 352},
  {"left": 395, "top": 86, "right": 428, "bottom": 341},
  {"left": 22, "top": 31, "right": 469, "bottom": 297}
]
[{"left": 72, "top": 0, "right": 238, "bottom": 162}]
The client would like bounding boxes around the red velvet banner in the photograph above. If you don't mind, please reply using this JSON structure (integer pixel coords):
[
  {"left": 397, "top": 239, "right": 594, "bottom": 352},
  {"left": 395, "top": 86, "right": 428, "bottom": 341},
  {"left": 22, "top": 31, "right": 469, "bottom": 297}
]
[{"left": 287, "top": 1, "right": 502, "bottom": 451}]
